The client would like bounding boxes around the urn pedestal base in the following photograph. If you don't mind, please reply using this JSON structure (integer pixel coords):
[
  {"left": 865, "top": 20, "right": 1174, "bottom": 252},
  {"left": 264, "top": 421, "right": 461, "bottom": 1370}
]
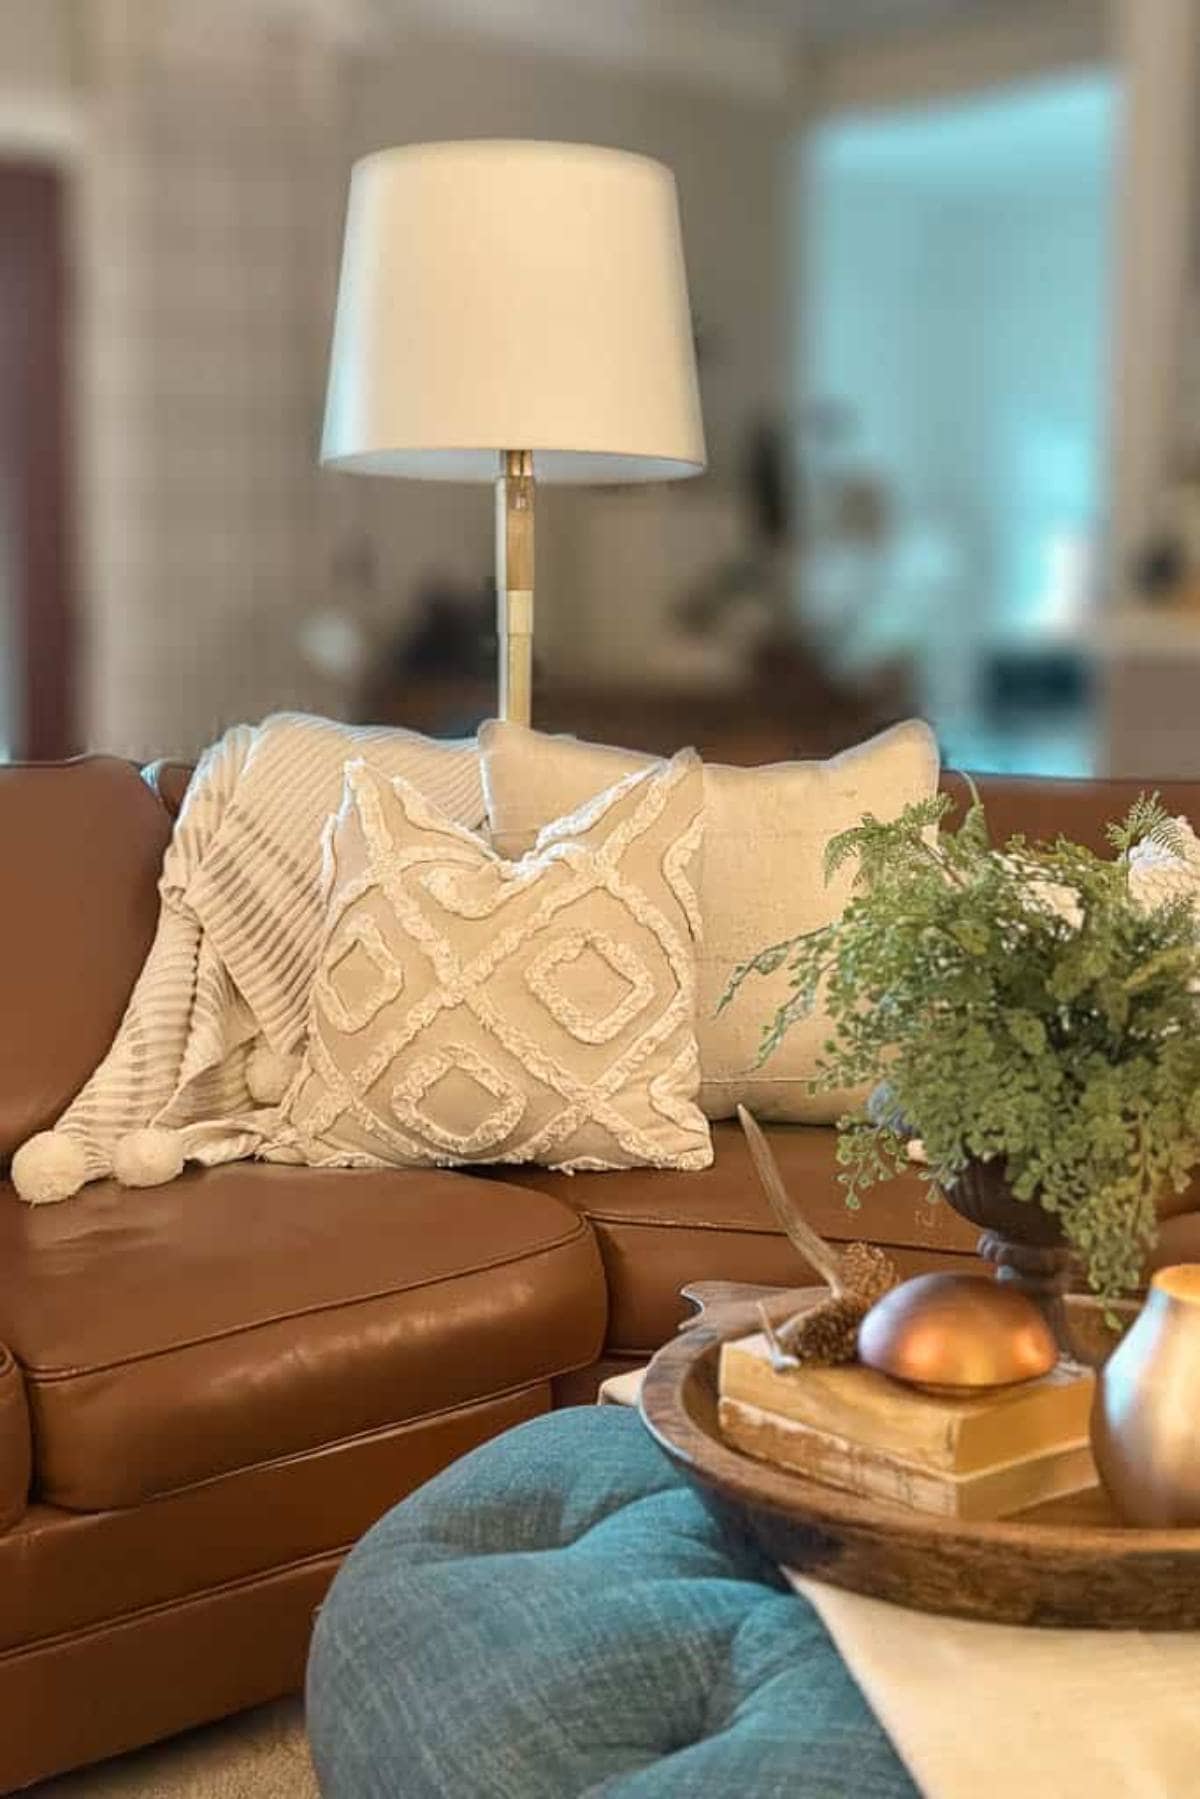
[
  {"left": 942, "top": 1159, "right": 1075, "bottom": 1352},
  {"left": 977, "top": 1229, "right": 1073, "bottom": 1350}
]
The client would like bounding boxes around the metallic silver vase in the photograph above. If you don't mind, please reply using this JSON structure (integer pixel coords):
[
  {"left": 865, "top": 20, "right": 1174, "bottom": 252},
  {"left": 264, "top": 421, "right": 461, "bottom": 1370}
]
[{"left": 1092, "top": 1265, "right": 1200, "bottom": 1527}]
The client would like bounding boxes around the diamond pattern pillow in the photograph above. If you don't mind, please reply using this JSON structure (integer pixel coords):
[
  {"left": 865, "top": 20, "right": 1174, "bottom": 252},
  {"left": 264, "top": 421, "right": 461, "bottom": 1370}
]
[{"left": 282, "top": 749, "right": 712, "bottom": 1172}]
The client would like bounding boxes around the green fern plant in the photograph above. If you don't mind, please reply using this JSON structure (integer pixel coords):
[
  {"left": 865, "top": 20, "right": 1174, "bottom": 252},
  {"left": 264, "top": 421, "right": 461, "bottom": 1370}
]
[{"left": 723, "top": 790, "right": 1200, "bottom": 1301}]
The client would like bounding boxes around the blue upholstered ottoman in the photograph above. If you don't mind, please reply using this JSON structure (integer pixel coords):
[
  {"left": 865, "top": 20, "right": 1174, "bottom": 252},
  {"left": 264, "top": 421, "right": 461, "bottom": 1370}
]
[{"left": 307, "top": 1406, "right": 916, "bottom": 1797}]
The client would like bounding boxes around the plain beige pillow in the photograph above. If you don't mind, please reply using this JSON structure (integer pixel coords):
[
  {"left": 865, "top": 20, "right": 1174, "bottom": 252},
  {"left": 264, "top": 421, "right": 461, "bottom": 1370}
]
[
  {"left": 480, "top": 718, "right": 940, "bottom": 1122},
  {"left": 283, "top": 749, "right": 712, "bottom": 1172}
]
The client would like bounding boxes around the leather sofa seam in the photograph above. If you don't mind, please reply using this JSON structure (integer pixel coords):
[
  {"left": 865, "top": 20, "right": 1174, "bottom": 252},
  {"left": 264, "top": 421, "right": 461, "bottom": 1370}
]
[
  {"left": 19, "top": 1216, "right": 598, "bottom": 1381},
  {"left": 10, "top": 1376, "right": 558, "bottom": 1535},
  {"left": 579, "top": 1208, "right": 960, "bottom": 1243},
  {"left": 582, "top": 1209, "right": 785, "bottom": 1235},
  {"left": 8, "top": 1377, "right": 595, "bottom": 1633},
  {"left": 42, "top": 1365, "right": 599, "bottom": 1514},
  {"left": 0, "top": 1545, "right": 346, "bottom": 1666}
]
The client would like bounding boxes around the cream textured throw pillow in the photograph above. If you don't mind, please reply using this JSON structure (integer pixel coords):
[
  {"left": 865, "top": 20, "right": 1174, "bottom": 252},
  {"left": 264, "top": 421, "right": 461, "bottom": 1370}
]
[
  {"left": 282, "top": 749, "right": 712, "bottom": 1172},
  {"left": 480, "top": 719, "right": 940, "bottom": 1122}
]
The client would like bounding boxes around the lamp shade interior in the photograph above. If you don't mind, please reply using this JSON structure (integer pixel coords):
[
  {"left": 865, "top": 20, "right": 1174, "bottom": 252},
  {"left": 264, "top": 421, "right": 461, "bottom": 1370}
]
[{"left": 321, "top": 139, "right": 707, "bottom": 484}]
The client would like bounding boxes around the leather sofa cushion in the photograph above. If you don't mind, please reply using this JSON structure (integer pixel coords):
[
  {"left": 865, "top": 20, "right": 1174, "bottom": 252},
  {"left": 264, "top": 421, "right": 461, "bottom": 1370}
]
[
  {"left": 512, "top": 1120, "right": 979, "bottom": 1354},
  {"left": 0, "top": 1165, "right": 606, "bottom": 1510},
  {"left": 0, "top": 1385, "right": 545, "bottom": 1657},
  {"left": 1148, "top": 1211, "right": 1200, "bottom": 1274},
  {"left": 0, "top": 757, "right": 170, "bottom": 1159},
  {"left": 517, "top": 1118, "right": 1200, "bottom": 1354}
]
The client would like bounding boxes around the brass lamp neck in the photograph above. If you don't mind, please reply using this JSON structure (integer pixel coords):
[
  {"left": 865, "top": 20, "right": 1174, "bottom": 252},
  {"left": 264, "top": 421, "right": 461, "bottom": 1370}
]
[
  {"left": 502, "top": 449, "right": 534, "bottom": 482},
  {"left": 495, "top": 449, "right": 535, "bottom": 726}
]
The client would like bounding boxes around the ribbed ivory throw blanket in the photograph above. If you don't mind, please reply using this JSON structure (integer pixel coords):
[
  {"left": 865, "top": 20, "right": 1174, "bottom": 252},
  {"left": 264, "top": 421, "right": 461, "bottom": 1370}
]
[{"left": 11, "top": 714, "right": 485, "bottom": 1205}]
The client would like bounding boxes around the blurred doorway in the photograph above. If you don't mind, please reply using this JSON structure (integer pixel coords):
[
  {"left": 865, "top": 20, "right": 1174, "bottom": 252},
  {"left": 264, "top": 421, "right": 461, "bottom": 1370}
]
[
  {"left": 0, "top": 162, "right": 73, "bottom": 759},
  {"left": 795, "top": 70, "right": 1119, "bottom": 775}
]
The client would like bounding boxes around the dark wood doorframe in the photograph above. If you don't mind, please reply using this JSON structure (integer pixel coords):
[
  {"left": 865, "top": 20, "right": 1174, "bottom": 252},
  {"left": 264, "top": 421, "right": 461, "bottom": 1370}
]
[{"left": 0, "top": 161, "right": 75, "bottom": 759}]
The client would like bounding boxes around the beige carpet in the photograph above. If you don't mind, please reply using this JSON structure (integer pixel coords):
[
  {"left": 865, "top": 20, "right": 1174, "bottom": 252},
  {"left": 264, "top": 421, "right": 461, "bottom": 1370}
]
[{"left": 27, "top": 1699, "right": 318, "bottom": 1799}]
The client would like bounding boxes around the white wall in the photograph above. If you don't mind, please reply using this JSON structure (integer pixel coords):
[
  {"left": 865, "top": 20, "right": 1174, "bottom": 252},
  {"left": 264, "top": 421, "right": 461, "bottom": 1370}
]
[
  {"left": 72, "top": 7, "right": 790, "bottom": 754},
  {"left": 1106, "top": 0, "right": 1200, "bottom": 577},
  {"left": 0, "top": 0, "right": 80, "bottom": 154},
  {"left": 799, "top": 73, "right": 1116, "bottom": 769},
  {"left": 801, "top": 0, "right": 1107, "bottom": 116},
  {"left": 1102, "top": 0, "right": 1200, "bottom": 776}
]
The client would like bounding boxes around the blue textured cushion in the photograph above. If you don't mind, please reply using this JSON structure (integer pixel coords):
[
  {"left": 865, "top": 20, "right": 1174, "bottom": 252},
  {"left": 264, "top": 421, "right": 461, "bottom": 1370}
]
[{"left": 307, "top": 1406, "right": 916, "bottom": 1797}]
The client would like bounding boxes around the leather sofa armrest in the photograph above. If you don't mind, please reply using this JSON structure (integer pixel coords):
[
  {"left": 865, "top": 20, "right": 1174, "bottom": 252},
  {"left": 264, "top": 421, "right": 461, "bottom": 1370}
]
[{"left": 0, "top": 1344, "right": 31, "bottom": 1532}]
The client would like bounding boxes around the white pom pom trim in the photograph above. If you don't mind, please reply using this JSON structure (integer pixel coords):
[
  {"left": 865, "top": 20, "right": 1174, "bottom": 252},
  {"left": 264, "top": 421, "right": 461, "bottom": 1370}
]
[
  {"left": 11, "top": 1132, "right": 88, "bottom": 1205},
  {"left": 246, "top": 1042, "right": 299, "bottom": 1107},
  {"left": 112, "top": 1128, "right": 185, "bottom": 1189}
]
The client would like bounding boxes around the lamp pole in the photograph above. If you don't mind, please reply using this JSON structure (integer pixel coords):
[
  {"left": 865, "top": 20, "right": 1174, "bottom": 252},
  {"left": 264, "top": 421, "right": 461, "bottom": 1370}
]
[{"left": 496, "top": 448, "right": 535, "bottom": 725}]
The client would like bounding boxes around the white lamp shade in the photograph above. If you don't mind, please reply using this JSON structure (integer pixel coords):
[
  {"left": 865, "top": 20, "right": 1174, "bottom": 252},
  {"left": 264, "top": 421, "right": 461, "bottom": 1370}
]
[{"left": 321, "top": 139, "right": 707, "bottom": 484}]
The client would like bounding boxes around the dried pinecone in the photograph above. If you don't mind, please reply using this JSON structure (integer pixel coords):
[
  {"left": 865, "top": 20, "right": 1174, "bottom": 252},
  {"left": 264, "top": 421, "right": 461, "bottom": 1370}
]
[
  {"left": 776, "top": 1293, "right": 869, "bottom": 1366},
  {"left": 836, "top": 1241, "right": 899, "bottom": 1308},
  {"left": 769, "top": 1245, "right": 900, "bottom": 1366}
]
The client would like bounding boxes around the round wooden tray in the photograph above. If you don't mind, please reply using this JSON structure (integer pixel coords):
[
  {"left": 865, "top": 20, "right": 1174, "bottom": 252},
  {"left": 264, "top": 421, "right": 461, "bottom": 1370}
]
[{"left": 638, "top": 1283, "right": 1200, "bottom": 1630}]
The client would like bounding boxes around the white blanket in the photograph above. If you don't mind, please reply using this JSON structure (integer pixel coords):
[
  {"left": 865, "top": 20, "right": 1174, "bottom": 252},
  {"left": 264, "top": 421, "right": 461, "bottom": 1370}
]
[
  {"left": 789, "top": 1573, "right": 1200, "bottom": 1799},
  {"left": 12, "top": 713, "right": 484, "bottom": 1202}
]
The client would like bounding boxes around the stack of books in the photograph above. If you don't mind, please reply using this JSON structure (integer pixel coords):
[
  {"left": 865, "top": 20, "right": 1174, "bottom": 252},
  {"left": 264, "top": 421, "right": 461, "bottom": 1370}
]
[{"left": 718, "top": 1331, "right": 1097, "bottom": 1520}]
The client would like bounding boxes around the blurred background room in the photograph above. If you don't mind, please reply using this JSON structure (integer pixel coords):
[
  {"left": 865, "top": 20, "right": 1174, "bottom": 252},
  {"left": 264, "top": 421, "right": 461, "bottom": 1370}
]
[{"left": 1, "top": 0, "right": 1199, "bottom": 777}]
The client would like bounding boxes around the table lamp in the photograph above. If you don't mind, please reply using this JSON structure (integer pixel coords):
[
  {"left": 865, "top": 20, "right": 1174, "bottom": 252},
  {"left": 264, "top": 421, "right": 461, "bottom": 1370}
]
[{"left": 320, "top": 139, "right": 707, "bottom": 725}]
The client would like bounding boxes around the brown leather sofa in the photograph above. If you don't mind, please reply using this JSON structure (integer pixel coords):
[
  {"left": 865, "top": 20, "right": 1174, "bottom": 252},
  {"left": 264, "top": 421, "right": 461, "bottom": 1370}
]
[{"left": 4, "top": 755, "right": 1200, "bottom": 1791}]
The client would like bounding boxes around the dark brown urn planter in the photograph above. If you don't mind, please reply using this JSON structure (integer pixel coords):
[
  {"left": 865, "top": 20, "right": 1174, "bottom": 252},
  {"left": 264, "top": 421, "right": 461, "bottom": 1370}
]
[
  {"left": 941, "top": 1157, "right": 1075, "bottom": 1349},
  {"left": 867, "top": 1082, "right": 1083, "bottom": 1345}
]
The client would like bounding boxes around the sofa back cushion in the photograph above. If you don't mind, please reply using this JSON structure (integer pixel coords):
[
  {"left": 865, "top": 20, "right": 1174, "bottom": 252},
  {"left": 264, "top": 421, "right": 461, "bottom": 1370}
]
[
  {"left": 480, "top": 718, "right": 940, "bottom": 1124},
  {"left": 0, "top": 757, "right": 171, "bottom": 1158}
]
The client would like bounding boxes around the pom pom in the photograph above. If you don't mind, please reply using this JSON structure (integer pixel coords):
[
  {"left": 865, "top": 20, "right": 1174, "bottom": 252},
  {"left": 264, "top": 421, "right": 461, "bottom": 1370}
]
[
  {"left": 246, "top": 1042, "right": 299, "bottom": 1107},
  {"left": 112, "top": 1127, "right": 185, "bottom": 1189},
  {"left": 11, "top": 1132, "right": 88, "bottom": 1205}
]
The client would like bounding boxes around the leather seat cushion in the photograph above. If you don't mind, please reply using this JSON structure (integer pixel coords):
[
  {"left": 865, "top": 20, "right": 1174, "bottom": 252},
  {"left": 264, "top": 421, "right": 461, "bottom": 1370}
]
[
  {"left": 511, "top": 1121, "right": 979, "bottom": 1354},
  {"left": 0, "top": 1385, "right": 546, "bottom": 1658},
  {"left": 0, "top": 1165, "right": 606, "bottom": 1510}
]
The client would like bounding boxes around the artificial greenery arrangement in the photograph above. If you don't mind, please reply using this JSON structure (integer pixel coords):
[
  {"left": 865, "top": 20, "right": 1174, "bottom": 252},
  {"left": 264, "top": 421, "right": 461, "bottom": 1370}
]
[{"left": 724, "top": 789, "right": 1200, "bottom": 1302}]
